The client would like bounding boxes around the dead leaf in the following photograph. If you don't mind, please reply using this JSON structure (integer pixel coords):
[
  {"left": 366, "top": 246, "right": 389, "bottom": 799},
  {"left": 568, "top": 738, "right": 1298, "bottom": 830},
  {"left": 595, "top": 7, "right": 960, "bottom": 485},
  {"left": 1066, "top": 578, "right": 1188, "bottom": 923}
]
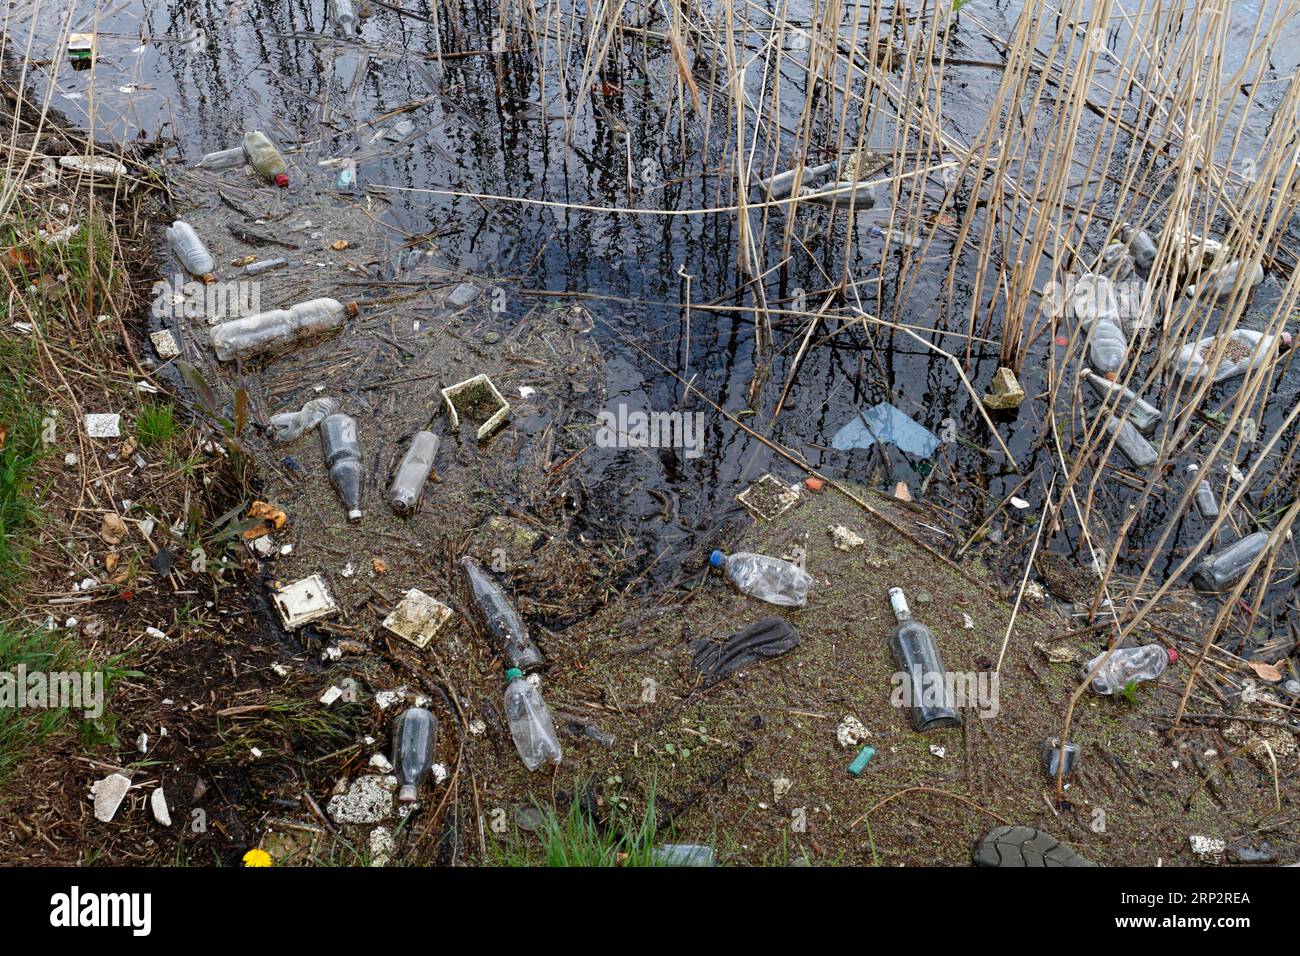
[
  {"left": 1248, "top": 660, "right": 1283, "bottom": 682},
  {"left": 330, "top": 240, "right": 349, "bottom": 251},
  {"left": 99, "top": 512, "right": 128, "bottom": 545}
]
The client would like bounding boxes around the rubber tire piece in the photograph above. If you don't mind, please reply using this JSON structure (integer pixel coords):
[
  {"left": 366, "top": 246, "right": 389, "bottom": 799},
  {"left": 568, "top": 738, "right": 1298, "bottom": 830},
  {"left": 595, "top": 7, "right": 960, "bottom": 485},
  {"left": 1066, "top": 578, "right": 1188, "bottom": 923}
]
[{"left": 972, "top": 826, "right": 1097, "bottom": 867}]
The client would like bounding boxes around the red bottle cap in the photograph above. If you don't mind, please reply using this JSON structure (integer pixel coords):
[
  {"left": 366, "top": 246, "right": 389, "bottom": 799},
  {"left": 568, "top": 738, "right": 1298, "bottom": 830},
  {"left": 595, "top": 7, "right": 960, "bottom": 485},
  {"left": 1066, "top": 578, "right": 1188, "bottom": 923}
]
[
  {"left": 1166, "top": 647, "right": 1178, "bottom": 666},
  {"left": 274, "top": 174, "right": 289, "bottom": 188}
]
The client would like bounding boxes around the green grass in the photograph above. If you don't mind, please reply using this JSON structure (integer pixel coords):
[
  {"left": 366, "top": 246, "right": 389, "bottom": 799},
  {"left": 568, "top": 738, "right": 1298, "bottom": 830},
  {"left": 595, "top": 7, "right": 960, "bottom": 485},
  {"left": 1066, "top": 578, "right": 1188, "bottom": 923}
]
[
  {"left": 0, "top": 351, "right": 45, "bottom": 589},
  {"left": 135, "top": 401, "right": 177, "bottom": 448},
  {"left": 0, "top": 624, "right": 89, "bottom": 780},
  {"left": 489, "top": 782, "right": 675, "bottom": 867}
]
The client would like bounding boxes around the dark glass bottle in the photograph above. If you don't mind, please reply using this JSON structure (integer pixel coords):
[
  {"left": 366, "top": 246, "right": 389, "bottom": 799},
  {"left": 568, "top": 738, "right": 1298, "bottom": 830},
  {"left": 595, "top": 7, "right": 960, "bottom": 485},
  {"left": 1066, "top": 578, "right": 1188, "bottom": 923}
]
[{"left": 888, "top": 587, "right": 962, "bottom": 732}]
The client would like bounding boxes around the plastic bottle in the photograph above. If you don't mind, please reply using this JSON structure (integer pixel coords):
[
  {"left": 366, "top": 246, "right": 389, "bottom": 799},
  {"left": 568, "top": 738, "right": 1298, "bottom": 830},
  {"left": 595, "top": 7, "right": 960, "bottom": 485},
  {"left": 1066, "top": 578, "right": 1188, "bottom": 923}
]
[
  {"left": 1103, "top": 415, "right": 1157, "bottom": 469},
  {"left": 1082, "top": 644, "right": 1175, "bottom": 695},
  {"left": 460, "top": 556, "right": 544, "bottom": 670},
  {"left": 754, "top": 160, "right": 836, "bottom": 201},
  {"left": 319, "top": 412, "right": 363, "bottom": 521},
  {"left": 1119, "top": 223, "right": 1158, "bottom": 275},
  {"left": 1088, "top": 318, "right": 1128, "bottom": 377},
  {"left": 888, "top": 587, "right": 962, "bottom": 732},
  {"left": 392, "top": 707, "right": 437, "bottom": 803},
  {"left": 1041, "top": 737, "right": 1079, "bottom": 779},
  {"left": 335, "top": 159, "right": 356, "bottom": 191},
  {"left": 194, "top": 146, "right": 247, "bottom": 170},
  {"left": 652, "top": 844, "right": 716, "bottom": 867},
  {"left": 801, "top": 181, "right": 876, "bottom": 208},
  {"left": 268, "top": 396, "right": 337, "bottom": 442},
  {"left": 388, "top": 431, "right": 439, "bottom": 515},
  {"left": 709, "top": 550, "right": 812, "bottom": 607},
  {"left": 1081, "top": 367, "right": 1162, "bottom": 435},
  {"left": 1101, "top": 241, "right": 1134, "bottom": 280},
  {"left": 1192, "top": 530, "right": 1270, "bottom": 591},
  {"left": 242, "top": 130, "right": 289, "bottom": 188},
  {"left": 1175, "top": 329, "right": 1293, "bottom": 385},
  {"left": 1187, "top": 464, "right": 1219, "bottom": 519},
  {"left": 504, "top": 668, "right": 561, "bottom": 771},
  {"left": 329, "top": 0, "right": 357, "bottom": 36},
  {"left": 166, "top": 220, "right": 215, "bottom": 283},
  {"left": 210, "top": 298, "right": 358, "bottom": 362},
  {"left": 1184, "top": 259, "right": 1264, "bottom": 299},
  {"left": 243, "top": 256, "right": 286, "bottom": 275}
]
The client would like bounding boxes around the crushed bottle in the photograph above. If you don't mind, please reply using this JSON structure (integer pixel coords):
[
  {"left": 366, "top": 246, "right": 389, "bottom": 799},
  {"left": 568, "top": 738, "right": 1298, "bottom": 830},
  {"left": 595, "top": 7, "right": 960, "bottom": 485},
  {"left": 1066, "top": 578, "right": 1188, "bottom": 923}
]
[
  {"left": 504, "top": 668, "right": 561, "bottom": 771},
  {"left": 1192, "top": 530, "right": 1270, "bottom": 592},
  {"left": 1103, "top": 415, "right": 1158, "bottom": 469},
  {"left": 268, "top": 396, "right": 337, "bottom": 443},
  {"left": 460, "top": 556, "right": 544, "bottom": 670},
  {"left": 388, "top": 431, "right": 439, "bottom": 515},
  {"left": 243, "top": 129, "right": 289, "bottom": 187},
  {"left": 1081, "top": 367, "right": 1162, "bottom": 435},
  {"left": 166, "top": 220, "right": 215, "bottom": 283},
  {"left": 392, "top": 707, "right": 438, "bottom": 803},
  {"left": 1083, "top": 644, "right": 1175, "bottom": 695},
  {"left": 210, "top": 298, "right": 358, "bottom": 362},
  {"left": 319, "top": 412, "right": 363, "bottom": 521},
  {"left": 1175, "top": 329, "right": 1293, "bottom": 385},
  {"left": 1041, "top": 737, "right": 1080, "bottom": 779},
  {"left": 888, "top": 586, "right": 962, "bottom": 732},
  {"left": 709, "top": 549, "right": 812, "bottom": 607}
]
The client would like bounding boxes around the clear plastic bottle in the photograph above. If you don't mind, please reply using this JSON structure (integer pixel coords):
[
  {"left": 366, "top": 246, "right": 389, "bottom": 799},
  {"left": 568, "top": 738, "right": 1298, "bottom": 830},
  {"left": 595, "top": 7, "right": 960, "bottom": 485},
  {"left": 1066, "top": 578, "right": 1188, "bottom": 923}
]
[
  {"left": 1101, "top": 241, "right": 1134, "bottom": 280},
  {"left": 388, "top": 431, "right": 439, "bottom": 515},
  {"left": 330, "top": 0, "right": 357, "bottom": 36},
  {"left": 334, "top": 159, "right": 356, "bottom": 191},
  {"left": 1175, "top": 329, "right": 1293, "bottom": 385},
  {"left": 709, "top": 550, "right": 812, "bottom": 607},
  {"left": 1119, "top": 223, "right": 1158, "bottom": 275},
  {"left": 1192, "top": 530, "right": 1270, "bottom": 591},
  {"left": 801, "top": 181, "right": 876, "bottom": 208},
  {"left": 504, "top": 668, "right": 561, "bottom": 771},
  {"left": 242, "top": 130, "right": 289, "bottom": 188},
  {"left": 460, "top": 557, "right": 544, "bottom": 670},
  {"left": 754, "top": 160, "right": 836, "bottom": 201},
  {"left": 319, "top": 412, "right": 363, "bottom": 521},
  {"left": 243, "top": 256, "right": 286, "bottom": 275},
  {"left": 1184, "top": 258, "right": 1264, "bottom": 299},
  {"left": 194, "top": 146, "right": 247, "bottom": 170},
  {"left": 268, "top": 396, "right": 337, "bottom": 442},
  {"left": 1082, "top": 644, "right": 1175, "bottom": 695},
  {"left": 392, "top": 707, "right": 437, "bottom": 803},
  {"left": 166, "top": 220, "right": 215, "bottom": 283},
  {"left": 210, "top": 298, "right": 357, "bottom": 362},
  {"left": 888, "top": 587, "right": 962, "bottom": 731},
  {"left": 1088, "top": 318, "right": 1128, "bottom": 377},
  {"left": 1081, "top": 367, "right": 1162, "bottom": 435},
  {"left": 1103, "top": 415, "right": 1157, "bottom": 469},
  {"left": 653, "top": 843, "right": 716, "bottom": 867},
  {"left": 1187, "top": 464, "right": 1219, "bottom": 519}
]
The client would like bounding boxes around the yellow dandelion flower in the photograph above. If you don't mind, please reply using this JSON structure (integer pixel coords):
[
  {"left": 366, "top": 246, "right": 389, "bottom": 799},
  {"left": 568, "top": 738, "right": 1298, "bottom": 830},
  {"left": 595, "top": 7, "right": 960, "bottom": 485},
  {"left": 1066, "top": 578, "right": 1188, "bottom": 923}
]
[{"left": 242, "top": 848, "right": 273, "bottom": 868}]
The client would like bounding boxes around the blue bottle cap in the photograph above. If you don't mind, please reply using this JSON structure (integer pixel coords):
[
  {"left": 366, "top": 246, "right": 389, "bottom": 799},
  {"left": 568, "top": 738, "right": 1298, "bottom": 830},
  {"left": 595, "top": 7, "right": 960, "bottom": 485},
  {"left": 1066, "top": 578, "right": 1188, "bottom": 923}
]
[
  {"left": 505, "top": 668, "right": 523, "bottom": 682},
  {"left": 709, "top": 550, "right": 725, "bottom": 568}
]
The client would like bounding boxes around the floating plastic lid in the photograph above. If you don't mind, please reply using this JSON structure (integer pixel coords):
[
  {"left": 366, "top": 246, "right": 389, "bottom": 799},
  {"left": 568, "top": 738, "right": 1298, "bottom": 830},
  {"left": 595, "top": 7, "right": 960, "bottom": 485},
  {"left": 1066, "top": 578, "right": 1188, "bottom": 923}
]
[{"left": 709, "top": 550, "right": 725, "bottom": 568}]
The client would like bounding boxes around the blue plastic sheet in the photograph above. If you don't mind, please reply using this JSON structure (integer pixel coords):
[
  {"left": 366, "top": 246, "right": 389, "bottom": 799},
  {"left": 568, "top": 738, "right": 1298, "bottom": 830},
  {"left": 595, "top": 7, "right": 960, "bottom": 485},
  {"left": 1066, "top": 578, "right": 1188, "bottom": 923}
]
[{"left": 831, "top": 402, "right": 941, "bottom": 458}]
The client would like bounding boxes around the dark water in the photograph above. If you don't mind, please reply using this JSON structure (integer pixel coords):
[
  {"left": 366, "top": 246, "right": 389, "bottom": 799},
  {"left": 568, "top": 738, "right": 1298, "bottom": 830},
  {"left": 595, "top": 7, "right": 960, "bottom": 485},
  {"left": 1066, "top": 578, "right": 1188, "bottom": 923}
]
[{"left": 7, "top": 0, "right": 1300, "bottom": 625}]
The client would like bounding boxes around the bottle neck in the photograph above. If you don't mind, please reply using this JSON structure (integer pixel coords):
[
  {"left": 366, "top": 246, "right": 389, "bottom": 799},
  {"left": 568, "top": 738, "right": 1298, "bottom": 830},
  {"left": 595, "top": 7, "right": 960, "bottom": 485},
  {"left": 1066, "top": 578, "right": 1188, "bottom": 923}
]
[{"left": 888, "top": 587, "right": 912, "bottom": 622}]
